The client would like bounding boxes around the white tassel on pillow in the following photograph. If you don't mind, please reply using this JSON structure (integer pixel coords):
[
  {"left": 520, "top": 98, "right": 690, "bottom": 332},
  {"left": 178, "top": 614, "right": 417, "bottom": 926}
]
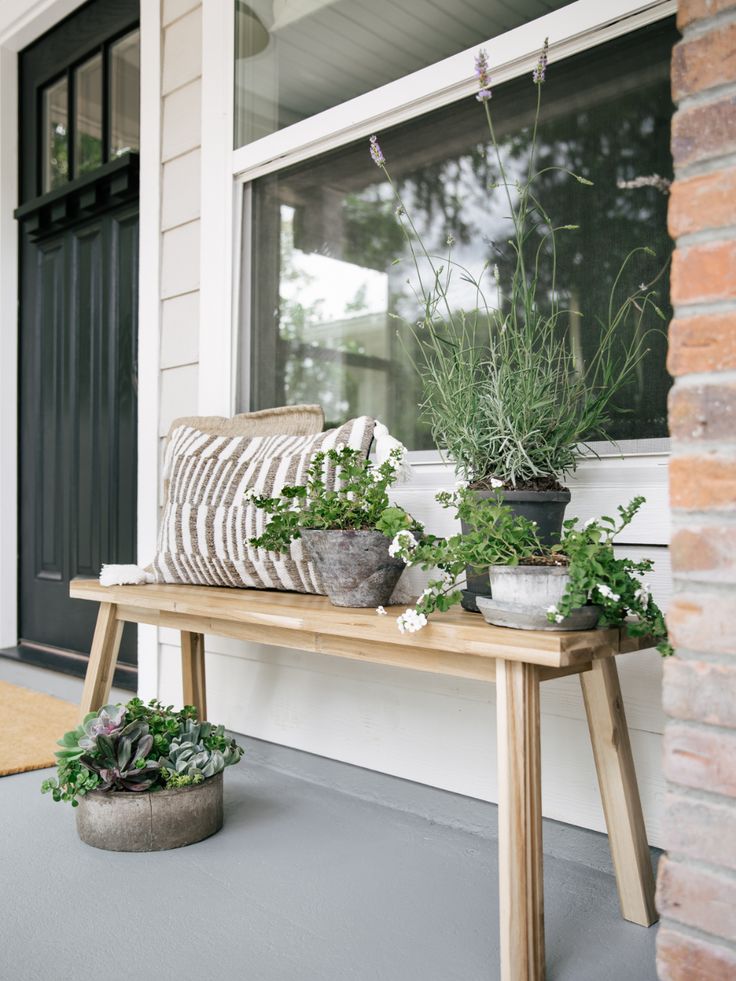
[
  {"left": 99, "top": 564, "right": 155, "bottom": 587},
  {"left": 373, "top": 420, "right": 413, "bottom": 483}
]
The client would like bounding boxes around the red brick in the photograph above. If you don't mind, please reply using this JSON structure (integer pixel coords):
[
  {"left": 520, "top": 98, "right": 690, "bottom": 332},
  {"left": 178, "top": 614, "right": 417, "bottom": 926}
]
[
  {"left": 658, "top": 926, "right": 736, "bottom": 980},
  {"left": 663, "top": 791, "right": 736, "bottom": 869},
  {"left": 669, "top": 170, "right": 736, "bottom": 238},
  {"left": 668, "top": 594, "right": 736, "bottom": 654},
  {"left": 671, "top": 525, "right": 736, "bottom": 580},
  {"left": 663, "top": 721, "right": 736, "bottom": 796},
  {"left": 669, "top": 456, "right": 736, "bottom": 509},
  {"left": 672, "top": 23, "right": 736, "bottom": 100},
  {"left": 657, "top": 857, "right": 736, "bottom": 942},
  {"left": 669, "top": 383, "right": 736, "bottom": 441},
  {"left": 678, "top": 0, "right": 736, "bottom": 28},
  {"left": 668, "top": 313, "right": 736, "bottom": 375},
  {"left": 672, "top": 97, "right": 736, "bottom": 167},
  {"left": 664, "top": 658, "right": 736, "bottom": 726},
  {"left": 671, "top": 241, "right": 736, "bottom": 305}
]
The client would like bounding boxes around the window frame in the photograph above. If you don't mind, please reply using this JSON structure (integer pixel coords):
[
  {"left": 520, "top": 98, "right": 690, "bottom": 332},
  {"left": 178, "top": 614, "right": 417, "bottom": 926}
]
[{"left": 216, "top": 0, "right": 676, "bottom": 464}]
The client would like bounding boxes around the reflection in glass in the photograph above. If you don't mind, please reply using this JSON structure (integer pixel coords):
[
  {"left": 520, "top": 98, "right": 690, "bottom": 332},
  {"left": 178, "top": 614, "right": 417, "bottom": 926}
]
[
  {"left": 42, "top": 77, "right": 69, "bottom": 192},
  {"left": 233, "top": 0, "right": 572, "bottom": 148},
  {"left": 246, "top": 22, "right": 676, "bottom": 449},
  {"left": 74, "top": 53, "right": 103, "bottom": 176},
  {"left": 110, "top": 30, "right": 140, "bottom": 159}
]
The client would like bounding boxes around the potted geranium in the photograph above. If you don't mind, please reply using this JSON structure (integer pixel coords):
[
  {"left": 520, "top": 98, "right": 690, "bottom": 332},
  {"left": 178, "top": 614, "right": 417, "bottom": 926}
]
[
  {"left": 41, "top": 698, "right": 244, "bottom": 851},
  {"left": 369, "top": 41, "right": 666, "bottom": 609},
  {"left": 388, "top": 491, "right": 671, "bottom": 653},
  {"left": 248, "top": 445, "right": 421, "bottom": 608}
]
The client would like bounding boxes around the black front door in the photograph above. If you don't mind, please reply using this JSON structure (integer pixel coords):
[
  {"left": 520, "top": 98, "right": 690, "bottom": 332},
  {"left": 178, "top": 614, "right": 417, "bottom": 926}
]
[{"left": 16, "top": 0, "right": 140, "bottom": 686}]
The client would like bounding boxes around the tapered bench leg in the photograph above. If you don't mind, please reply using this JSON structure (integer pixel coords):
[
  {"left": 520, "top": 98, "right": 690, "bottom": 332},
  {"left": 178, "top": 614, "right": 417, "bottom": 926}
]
[
  {"left": 497, "top": 659, "right": 545, "bottom": 981},
  {"left": 181, "top": 631, "right": 207, "bottom": 720},
  {"left": 79, "top": 602, "right": 124, "bottom": 719},
  {"left": 580, "top": 657, "right": 657, "bottom": 926}
]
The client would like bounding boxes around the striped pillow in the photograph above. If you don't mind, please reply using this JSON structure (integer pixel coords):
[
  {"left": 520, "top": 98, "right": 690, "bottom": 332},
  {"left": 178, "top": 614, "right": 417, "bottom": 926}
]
[{"left": 152, "top": 416, "right": 375, "bottom": 592}]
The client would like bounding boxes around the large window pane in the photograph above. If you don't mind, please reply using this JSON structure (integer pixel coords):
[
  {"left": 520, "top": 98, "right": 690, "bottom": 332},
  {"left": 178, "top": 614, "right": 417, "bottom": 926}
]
[
  {"left": 110, "top": 29, "right": 140, "bottom": 159},
  {"left": 234, "top": 0, "right": 572, "bottom": 148},
  {"left": 42, "top": 77, "right": 69, "bottom": 192},
  {"left": 245, "top": 21, "right": 676, "bottom": 448},
  {"left": 74, "top": 53, "right": 103, "bottom": 177}
]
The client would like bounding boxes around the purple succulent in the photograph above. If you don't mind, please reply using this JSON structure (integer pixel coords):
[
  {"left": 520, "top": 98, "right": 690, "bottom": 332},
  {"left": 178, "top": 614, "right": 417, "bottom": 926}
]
[{"left": 78, "top": 704, "right": 126, "bottom": 751}]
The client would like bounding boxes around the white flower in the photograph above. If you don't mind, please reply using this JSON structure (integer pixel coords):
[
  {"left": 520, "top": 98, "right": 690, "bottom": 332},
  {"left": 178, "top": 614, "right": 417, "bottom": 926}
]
[
  {"left": 596, "top": 583, "right": 620, "bottom": 602},
  {"left": 397, "top": 608, "right": 428, "bottom": 634},
  {"left": 454, "top": 478, "right": 469, "bottom": 491},
  {"left": 546, "top": 605, "right": 558, "bottom": 615},
  {"left": 554, "top": 613, "right": 564, "bottom": 623},
  {"left": 335, "top": 442, "right": 345, "bottom": 452},
  {"left": 375, "top": 606, "right": 387, "bottom": 616},
  {"left": 388, "top": 530, "right": 417, "bottom": 558},
  {"left": 370, "top": 469, "right": 384, "bottom": 483},
  {"left": 634, "top": 584, "right": 651, "bottom": 609},
  {"left": 243, "top": 487, "right": 258, "bottom": 503},
  {"left": 490, "top": 477, "right": 504, "bottom": 489}
]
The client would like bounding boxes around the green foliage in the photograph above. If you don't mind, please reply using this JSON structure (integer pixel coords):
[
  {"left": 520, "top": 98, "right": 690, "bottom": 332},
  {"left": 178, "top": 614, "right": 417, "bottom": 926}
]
[
  {"left": 41, "top": 699, "right": 245, "bottom": 806},
  {"left": 249, "top": 446, "right": 419, "bottom": 553},
  {"left": 375, "top": 54, "right": 664, "bottom": 488},
  {"left": 391, "top": 491, "right": 670, "bottom": 654}
]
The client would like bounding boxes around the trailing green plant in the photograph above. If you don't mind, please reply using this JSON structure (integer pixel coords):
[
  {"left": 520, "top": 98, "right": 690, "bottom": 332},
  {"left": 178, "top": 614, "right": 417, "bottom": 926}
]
[
  {"left": 368, "top": 42, "right": 666, "bottom": 489},
  {"left": 249, "top": 445, "right": 419, "bottom": 553},
  {"left": 160, "top": 721, "right": 244, "bottom": 789},
  {"left": 388, "top": 491, "right": 671, "bottom": 653},
  {"left": 42, "top": 699, "right": 245, "bottom": 805}
]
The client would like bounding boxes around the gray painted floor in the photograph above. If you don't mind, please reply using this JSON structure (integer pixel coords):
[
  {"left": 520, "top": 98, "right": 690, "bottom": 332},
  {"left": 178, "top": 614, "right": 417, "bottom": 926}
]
[{"left": 0, "top": 658, "right": 659, "bottom": 981}]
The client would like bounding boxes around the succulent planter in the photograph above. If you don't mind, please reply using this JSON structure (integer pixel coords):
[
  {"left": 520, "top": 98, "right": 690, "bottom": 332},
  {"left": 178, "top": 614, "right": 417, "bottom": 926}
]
[
  {"left": 75, "top": 771, "right": 223, "bottom": 852},
  {"left": 301, "top": 529, "right": 405, "bottom": 608},
  {"left": 476, "top": 565, "right": 601, "bottom": 631},
  {"left": 461, "top": 487, "right": 572, "bottom": 612}
]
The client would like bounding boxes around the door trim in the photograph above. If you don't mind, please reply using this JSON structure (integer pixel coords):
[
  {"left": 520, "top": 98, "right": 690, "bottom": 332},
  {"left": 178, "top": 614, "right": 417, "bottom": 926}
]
[{"left": 0, "top": 1, "right": 162, "bottom": 701}]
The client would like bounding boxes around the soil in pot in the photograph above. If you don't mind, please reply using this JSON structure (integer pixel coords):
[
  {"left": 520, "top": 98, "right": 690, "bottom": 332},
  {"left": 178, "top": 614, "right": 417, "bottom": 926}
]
[
  {"left": 75, "top": 770, "right": 224, "bottom": 852},
  {"left": 477, "top": 564, "right": 600, "bottom": 631},
  {"left": 301, "top": 529, "right": 404, "bottom": 608},
  {"left": 461, "top": 485, "right": 572, "bottom": 612}
]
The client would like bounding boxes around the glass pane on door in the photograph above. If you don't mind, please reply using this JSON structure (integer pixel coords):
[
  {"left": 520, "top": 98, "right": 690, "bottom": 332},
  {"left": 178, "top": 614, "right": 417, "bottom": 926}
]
[
  {"left": 110, "top": 29, "right": 140, "bottom": 159},
  {"left": 42, "top": 77, "right": 69, "bottom": 192},
  {"left": 74, "top": 53, "right": 103, "bottom": 177}
]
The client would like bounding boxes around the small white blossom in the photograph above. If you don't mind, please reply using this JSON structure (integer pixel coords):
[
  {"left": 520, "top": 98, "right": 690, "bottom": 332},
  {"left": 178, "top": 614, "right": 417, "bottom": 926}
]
[
  {"left": 554, "top": 613, "right": 564, "bottom": 623},
  {"left": 370, "top": 469, "right": 384, "bottom": 483},
  {"left": 596, "top": 583, "right": 620, "bottom": 602},
  {"left": 397, "top": 608, "right": 428, "bottom": 634},
  {"left": 375, "top": 606, "right": 387, "bottom": 616},
  {"left": 634, "top": 583, "right": 651, "bottom": 609},
  {"left": 454, "top": 478, "right": 469, "bottom": 491},
  {"left": 335, "top": 442, "right": 345, "bottom": 452},
  {"left": 490, "top": 477, "right": 504, "bottom": 489},
  {"left": 546, "top": 604, "right": 558, "bottom": 614},
  {"left": 243, "top": 487, "right": 259, "bottom": 503},
  {"left": 388, "top": 530, "right": 417, "bottom": 558}
]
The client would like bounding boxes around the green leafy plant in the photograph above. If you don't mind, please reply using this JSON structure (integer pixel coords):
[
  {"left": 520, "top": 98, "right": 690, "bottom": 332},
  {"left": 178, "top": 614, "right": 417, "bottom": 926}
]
[
  {"left": 249, "top": 446, "right": 419, "bottom": 553},
  {"left": 369, "top": 42, "right": 666, "bottom": 489},
  {"left": 389, "top": 491, "right": 670, "bottom": 653},
  {"left": 42, "top": 699, "right": 245, "bottom": 806}
]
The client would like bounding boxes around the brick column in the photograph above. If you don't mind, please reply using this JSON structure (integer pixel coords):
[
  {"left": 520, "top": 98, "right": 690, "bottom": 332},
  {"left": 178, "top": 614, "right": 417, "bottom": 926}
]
[{"left": 657, "top": 1, "right": 736, "bottom": 978}]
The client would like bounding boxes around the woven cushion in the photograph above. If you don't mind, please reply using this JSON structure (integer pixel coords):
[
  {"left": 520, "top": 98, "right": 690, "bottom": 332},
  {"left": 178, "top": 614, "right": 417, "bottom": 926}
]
[{"left": 153, "top": 416, "right": 375, "bottom": 591}]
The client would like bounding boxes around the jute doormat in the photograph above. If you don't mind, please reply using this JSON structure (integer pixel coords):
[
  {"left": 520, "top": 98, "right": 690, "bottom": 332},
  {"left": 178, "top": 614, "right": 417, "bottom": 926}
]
[{"left": 0, "top": 681, "right": 79, "bottom": 776}]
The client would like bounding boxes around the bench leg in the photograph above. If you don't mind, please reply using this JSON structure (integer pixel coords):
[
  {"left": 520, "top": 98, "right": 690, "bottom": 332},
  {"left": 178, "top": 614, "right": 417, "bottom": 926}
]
[
  {"left": 181, "top": 631, "right": 207, "bottom": 720},
  {"left": 79, "top": 602, "right": 124, "bottom": 720},
  {"left": 497, "top": 659, "right": 545, "bottom": 981},
  {"left": 580, "top": 658, "right": 657, "bottom": 926}
]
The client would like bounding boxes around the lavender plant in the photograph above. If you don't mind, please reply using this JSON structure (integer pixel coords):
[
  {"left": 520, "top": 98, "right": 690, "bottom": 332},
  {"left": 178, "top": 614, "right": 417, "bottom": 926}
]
[{"left": 369, "top": 41, "right": 666, "bottom": 490}]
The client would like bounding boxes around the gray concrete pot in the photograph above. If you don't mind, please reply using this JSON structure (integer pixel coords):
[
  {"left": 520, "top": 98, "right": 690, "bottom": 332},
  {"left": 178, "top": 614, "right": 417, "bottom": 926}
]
[
  {"left": 301, "top": 529, "right": 405, "bottom": 608},
  {"left": 478, "top": 565, "right": 601, "bottom": 631},
  {"left": 76, "top": 771, "right": 223, "bottom": 852},
  {"left": 461, "top": 487, "right": 571, "bottom": 612}
]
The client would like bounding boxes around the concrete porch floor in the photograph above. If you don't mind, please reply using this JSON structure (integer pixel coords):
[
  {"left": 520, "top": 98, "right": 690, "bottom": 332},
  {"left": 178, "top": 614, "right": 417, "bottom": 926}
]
[{"left": 0, "top": 658, "right": 659, "bottom": 981}]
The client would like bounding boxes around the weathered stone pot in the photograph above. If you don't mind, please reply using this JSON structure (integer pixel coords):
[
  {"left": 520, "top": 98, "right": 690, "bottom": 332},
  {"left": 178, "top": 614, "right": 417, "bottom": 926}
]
[
  {"left": 75, "top": 771, "right": 223, "bottom": 852},
  {"left": 301, "top": 529, "right": 404, "bottom": 608},
  {"left": 461, "top": 487, "right": 572, "bottom": 612},
  {"left": 477, "top": 565, "right": 601, "bottom": 631}
]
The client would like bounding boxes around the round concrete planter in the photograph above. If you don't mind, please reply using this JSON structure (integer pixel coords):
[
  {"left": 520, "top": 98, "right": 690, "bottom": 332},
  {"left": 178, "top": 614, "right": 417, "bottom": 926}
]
[
  {"left": 75, "top": 771, "right": 223, "bottom": 852},
  {"left": 477, "top": 565, "right": 601, "bottom": 631},
  {"left": 301, "top": 529, "right": 404, "bottom": 607},
  {"left": 460, "top": 487, "right": 571, "bottom": 612}
]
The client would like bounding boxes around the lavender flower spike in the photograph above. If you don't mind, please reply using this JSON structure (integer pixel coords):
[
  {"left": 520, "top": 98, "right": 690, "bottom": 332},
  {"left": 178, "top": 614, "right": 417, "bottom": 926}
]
[
  {"left": 369, "top": 135, "right": 385, "bottom": 167},
  {"left": 474, "top": 48, "right": 492, "bottom": 101},
  {"left": 532, "top": 37, "right": 549, "bottom": 84}
]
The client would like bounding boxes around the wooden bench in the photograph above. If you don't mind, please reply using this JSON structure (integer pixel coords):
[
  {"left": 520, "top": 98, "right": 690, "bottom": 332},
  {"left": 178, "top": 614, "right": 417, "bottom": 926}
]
[{"left": 70, "top": 579, "right": 657, "bottom": 981}]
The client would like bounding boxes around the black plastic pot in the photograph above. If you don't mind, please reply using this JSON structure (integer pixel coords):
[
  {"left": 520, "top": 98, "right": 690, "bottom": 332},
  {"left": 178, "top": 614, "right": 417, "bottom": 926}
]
[{"left": 461, "top": 487, "right": 572, "bottom": 612}]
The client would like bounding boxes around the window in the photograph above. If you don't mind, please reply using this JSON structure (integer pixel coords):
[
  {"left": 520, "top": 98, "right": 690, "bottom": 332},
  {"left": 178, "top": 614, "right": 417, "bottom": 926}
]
[
  {"left": 242, "top": 20, "right": 675, "bottom": 448},
  {"left": 40, "top": 28, "right": 140, "bottom": 194},
  {"left": 234, "top": 0, "right": 573, "bottom": 148}
]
